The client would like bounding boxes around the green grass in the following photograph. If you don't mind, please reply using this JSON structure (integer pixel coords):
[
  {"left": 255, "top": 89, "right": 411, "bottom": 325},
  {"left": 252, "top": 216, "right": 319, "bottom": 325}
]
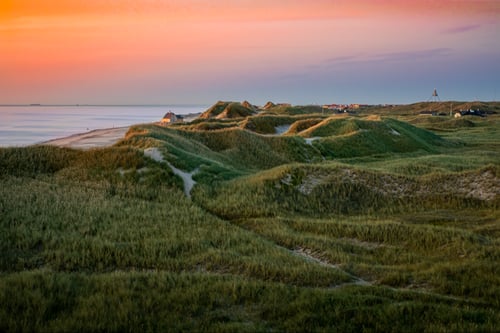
[
  {"left": 301, "top": 117, "right": 448, "bottom": 158},
  {"left": 241, "top": 114, "right": 321, "bottom": 135},
  {"left": 358, "top": 101, "right": 500, "bottom": 116},
  {"left": 199, "top": 101, "right": 256, "bottom": 119},
  {"left": 194, "top": 161, "right": 498, "bottom": 219},
  {"left": 1, "top": 104, "right": 499, "bottom": 331},
  {"left": 3, "top": 270, "right": 497, "bottom": 332},
  {"left": 261, "top": 104, "right": 324, "bottom": 115},
  {"left": 233, "top": 212, "right": 500, "bottom": 301}
]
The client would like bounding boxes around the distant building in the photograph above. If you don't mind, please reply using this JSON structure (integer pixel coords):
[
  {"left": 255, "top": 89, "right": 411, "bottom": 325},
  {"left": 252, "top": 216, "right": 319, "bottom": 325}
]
[
  {"left": 350, "top": 104, "right": 364, "bottom": 109},
  {"left": 323, "top": 104, "right": 348, "bottom": 111},
  {"left": 459, "top": 109, "right": 485, "bottom": 117},
  {"left": 160, "top": 111, "right": 182, "bottom": 125}
]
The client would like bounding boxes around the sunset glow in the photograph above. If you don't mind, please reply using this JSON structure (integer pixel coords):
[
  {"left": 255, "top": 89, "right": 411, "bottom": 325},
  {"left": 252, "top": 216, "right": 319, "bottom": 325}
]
[{"left": 1, "top": 0, "right": 499, "bottom": 104}]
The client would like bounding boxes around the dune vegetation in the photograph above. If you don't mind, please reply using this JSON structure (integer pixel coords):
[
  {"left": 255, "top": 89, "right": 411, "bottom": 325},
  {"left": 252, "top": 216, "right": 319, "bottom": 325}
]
[{"left": 1, "top": 101, "right": 499, "bottom": 332}]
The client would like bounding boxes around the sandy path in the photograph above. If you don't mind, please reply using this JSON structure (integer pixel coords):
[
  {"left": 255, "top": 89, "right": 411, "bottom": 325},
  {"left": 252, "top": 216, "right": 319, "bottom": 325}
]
[
  {"left": 292, "top": 247, "right": 371, "bottom": 287},
  {"left": 304, "top": 137, "right": 320, "bottom": 145},
  {"left": 274, "top": 125, "right": 291, "bottom": 135},
  {"left": 144, "top": 147, "right": 198, "bottom": 198},
  {"left": 42, "top": 127, "right": 129, "bottom": 149}
]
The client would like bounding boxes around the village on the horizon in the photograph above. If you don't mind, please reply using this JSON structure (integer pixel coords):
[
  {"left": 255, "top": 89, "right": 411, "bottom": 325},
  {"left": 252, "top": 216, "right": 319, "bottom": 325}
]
[{"left": 160, "top": 90, "right": 494, "bottom": 125}]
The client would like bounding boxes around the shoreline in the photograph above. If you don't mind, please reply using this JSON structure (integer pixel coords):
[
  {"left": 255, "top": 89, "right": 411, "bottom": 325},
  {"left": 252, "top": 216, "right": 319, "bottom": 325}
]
[
  {"left": 41, "top": 126, "right": 130, "bottom": 149},
  {"left": 38, "top": 114, "right": 200, "bottom": 150}
]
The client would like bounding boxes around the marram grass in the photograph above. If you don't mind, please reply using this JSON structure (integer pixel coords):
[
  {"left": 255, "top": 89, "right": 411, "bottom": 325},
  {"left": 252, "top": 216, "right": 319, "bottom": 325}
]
[{"left": 1, "top": 109, "right": 499, "bottom": 332}]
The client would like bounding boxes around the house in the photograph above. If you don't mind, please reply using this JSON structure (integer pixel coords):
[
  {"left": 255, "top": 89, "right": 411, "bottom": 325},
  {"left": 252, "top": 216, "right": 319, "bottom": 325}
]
[
  {"left": 160, "top": 112, "right": 181, "bottom": 125},
  {"left": 459, "top": 109, "right": 485, "bottom": 117}
]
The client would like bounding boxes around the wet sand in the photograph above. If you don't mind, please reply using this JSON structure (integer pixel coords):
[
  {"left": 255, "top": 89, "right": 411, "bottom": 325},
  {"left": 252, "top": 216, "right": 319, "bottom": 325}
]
[{"left": 42, "top": 127, "right": 129, "bottom": 149}]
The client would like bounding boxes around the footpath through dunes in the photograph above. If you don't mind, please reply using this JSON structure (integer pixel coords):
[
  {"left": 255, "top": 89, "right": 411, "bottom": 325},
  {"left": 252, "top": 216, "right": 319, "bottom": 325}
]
[
  {"left": 144, "top": 147, "right": 198, "bottom": 198},
  {"left": 2, "top": 101, "right": 500, "bottom": 332}
]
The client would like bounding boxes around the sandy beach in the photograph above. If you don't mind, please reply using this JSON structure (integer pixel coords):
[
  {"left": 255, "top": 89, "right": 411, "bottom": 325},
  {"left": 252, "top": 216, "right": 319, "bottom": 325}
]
[{"left": 42, "top": 127, "right": 129, "bottom": 149}]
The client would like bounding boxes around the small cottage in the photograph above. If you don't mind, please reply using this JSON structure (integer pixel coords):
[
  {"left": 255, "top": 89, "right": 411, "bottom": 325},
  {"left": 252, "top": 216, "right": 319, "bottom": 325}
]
[{"left": 160, "top": 112, "right": 178, "bottom": 125}]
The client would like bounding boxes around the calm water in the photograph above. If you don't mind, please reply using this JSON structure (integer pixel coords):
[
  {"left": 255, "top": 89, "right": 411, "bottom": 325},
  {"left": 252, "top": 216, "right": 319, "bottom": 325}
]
[{"left": 0, "top": 105, "right": 207, "bottom": 147}]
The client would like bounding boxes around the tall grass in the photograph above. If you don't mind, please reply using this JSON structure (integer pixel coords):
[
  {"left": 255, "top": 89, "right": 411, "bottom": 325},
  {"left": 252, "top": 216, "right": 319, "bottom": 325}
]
[
  {"left": 194, "top": 162, "right": 498, "bottom": 219},
  {"left": 0, "top": 173, "right": 349, "bottom": 287},
  {"left": 1, "top": 110, "right": 499, "bottom": 331},
  {"left": 233, "top": 212, "right": 499, "bottom": 304},
  {"left": 2, "top": 271, "right": 497, "bottom": 332}
]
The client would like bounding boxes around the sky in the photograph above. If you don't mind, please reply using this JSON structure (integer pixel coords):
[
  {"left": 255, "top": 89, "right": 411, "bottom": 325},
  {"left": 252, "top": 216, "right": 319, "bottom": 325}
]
[{"left": 1, "top": 0, "right": 499, "bottom": 105}]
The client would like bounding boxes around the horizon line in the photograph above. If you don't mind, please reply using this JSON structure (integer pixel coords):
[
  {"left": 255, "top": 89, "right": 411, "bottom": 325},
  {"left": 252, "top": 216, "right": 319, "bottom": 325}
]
[
  {"left": 0, "top": 100, "right": 497, "bottom": 107},
  {"left": 0, "top": 103, "right": 211, "bottom": 107}
]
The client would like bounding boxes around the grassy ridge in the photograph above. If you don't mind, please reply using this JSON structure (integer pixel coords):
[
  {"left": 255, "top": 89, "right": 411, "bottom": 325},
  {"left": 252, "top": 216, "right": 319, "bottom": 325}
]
[
  {"left": 123, "top": 125, "right": 323, "bottom": 174},
  {"left": 121, "top": 115, "right": 451, "bottom": 176},
  {"left": 199, "top": 101, "right": 256, "bottom": 119},
  {"left": 359, "top": 101, "right": 500, "bottom": 116},
  {"left": 304, "top": 117, "right": 448, "bottom": 158},
  {"left": 262, "top": 104, "right": 324, "bottom": 115},
  {"left": 194, "top": 162, "right": 499, "bottom": 218},
  {"left": 1, "top": 108, "right": 499, "bottom": 331}
]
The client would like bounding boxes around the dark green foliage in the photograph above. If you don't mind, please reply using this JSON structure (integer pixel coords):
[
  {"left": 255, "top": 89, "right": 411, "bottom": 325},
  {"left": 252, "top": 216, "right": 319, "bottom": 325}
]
[
  {"left": 2, "top": 271, "right": 497, "bottom": 332},
  {"left": 0, "top": 145, "right": 79, "bottom": 176}
]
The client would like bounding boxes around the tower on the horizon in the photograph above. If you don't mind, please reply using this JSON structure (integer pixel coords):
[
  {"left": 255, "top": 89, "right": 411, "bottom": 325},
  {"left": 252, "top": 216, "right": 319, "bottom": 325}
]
[
  {"left": 426, "top": 88, "right": 441, "bottom": 113},
  {"left": 429, "top": 88, "right": 440, "bottom": 102}
]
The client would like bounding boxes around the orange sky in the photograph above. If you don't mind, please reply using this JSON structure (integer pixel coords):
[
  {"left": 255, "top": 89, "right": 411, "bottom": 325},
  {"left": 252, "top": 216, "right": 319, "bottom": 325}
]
[
  {"left": 1, "top": 0, "right": 499, "bottom": 104},
  {"left": 2, "top": 0, "right": 498, "bottom": 20}
]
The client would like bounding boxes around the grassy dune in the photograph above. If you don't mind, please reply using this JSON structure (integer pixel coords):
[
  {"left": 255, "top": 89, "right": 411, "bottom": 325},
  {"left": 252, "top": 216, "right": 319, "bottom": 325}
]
[
  {"left": 359, "top": 101, "right": 500, "bottom": 116},
  {"left": 1, "top": 104, "right": 499, "bottom": 332}
]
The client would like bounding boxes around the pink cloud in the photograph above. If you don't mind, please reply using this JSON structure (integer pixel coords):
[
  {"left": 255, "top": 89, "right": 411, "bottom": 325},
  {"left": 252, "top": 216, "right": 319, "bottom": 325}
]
[{"left": 443, "top": 24, "right": 482, "bottom": 34}]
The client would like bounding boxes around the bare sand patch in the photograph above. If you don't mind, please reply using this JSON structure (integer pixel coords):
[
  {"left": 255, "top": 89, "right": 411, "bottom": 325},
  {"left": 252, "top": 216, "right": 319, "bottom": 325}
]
[
  {"left": 274, "top": 124, "right": 291, "bottom": 135},
  {"left": 365, "top": 115, "right": 381, "bottom": 121},
  {"left": 304, "top": 137, "right": 320, "bottom": 145},
  {"left": 144, "top": 147, "right": 198, "bottom": 198},
  {"left": 292, "top": 247, "right": 371, "bottom": 287},
  {"left": 42, "top": 127, "right": 129, "bottom": 149}
]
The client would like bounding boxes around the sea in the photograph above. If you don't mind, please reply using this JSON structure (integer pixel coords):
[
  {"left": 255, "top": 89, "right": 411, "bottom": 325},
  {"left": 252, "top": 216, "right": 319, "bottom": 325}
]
[{"left": 0, "top": 105, "right": 208, "bottom": 147}]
